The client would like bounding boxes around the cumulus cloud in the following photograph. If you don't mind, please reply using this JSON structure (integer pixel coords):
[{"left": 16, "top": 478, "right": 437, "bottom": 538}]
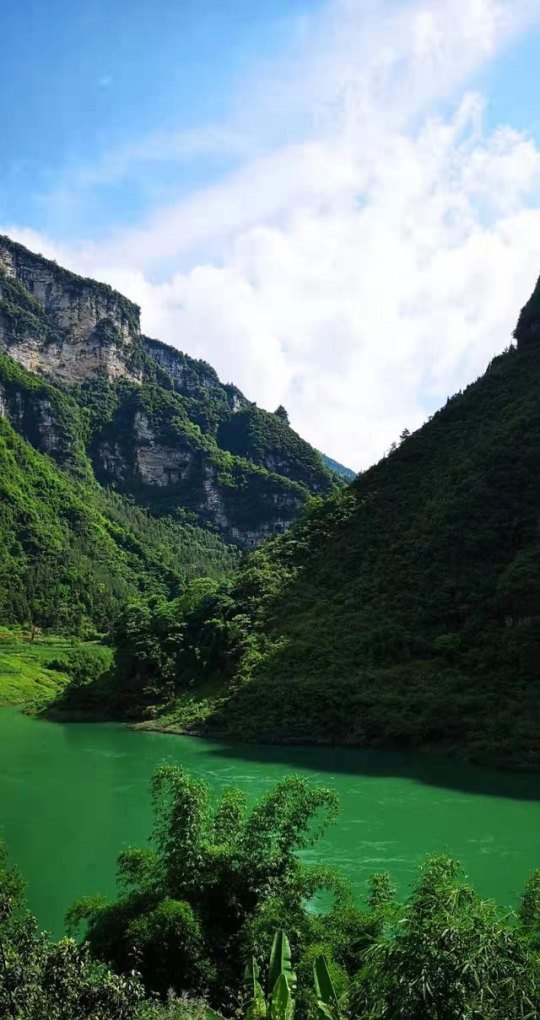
[{"left": 4, "top": 0, "right": 540, "bottom": 468}]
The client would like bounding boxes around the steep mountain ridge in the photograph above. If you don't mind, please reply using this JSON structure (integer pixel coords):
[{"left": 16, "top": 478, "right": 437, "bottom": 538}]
[
  {"left": 0, "top": 236, "right": 142, "bottom": 383},
  {"left": 320, "top": 453, "right": 356, "bottom": 481},
  {"left": 143, "top": 334, "right": 246, "bottom": 410},
  {"left": 0, "top": 234, "right": 336, "bottom": 549},
  {"left": 110, "top": 279, "right": 540, "bottom": 767},
  {"left": 514, "top": 272, "right": 540, "bottom": 347}
]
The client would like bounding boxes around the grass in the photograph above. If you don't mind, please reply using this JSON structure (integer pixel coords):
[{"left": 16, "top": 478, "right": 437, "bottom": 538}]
[{"left": 0, "top": 628, "right": 109, "bottom": 710}]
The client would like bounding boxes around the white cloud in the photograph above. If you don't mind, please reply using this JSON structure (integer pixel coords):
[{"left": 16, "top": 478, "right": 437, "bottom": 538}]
[
  {"left": 65, "top": 126, "right": 252, "bottom": 190},
  {"left": 4, "top": 0, "right": 540, "bottom": 469}
]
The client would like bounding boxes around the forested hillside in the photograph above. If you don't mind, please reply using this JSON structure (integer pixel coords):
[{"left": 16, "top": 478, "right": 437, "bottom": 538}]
[
  {"left": 0, "top": 235, "right": 343, "bottom": 631},
  {"left": 320, "top": 452, "right": 356, "bottom": 481},
  {"left": 0, "top": 409, "right": 238, "bottom": 633},
  {"left": 109, "top": 285, "right": 540, "bottom": 767},
  {"left": 3, "top": 232, "right": 539, "bottom": 767}
]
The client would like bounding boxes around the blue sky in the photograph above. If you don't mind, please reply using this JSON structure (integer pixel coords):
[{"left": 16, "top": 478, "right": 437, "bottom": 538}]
[
  {"left": 2, "top": 0, "right": 540, "bottom": 468},
  {"left": 1, "top": 0, "right": 321, "bottom": 235}
]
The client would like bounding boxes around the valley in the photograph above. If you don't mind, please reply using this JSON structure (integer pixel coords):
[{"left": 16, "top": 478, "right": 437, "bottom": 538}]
[
  {"left": 3, "top": 4, "right": 540, "bottom": 1015},
  {"left": 0, "top": 235, "right": 539, "bottom": 1020}
]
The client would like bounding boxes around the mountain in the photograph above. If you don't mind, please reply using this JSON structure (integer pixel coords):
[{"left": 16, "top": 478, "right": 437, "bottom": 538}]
[
  {"left": 0, "top": 234, "right": 344, "bottom": 631},
  {"left": 0, "top": 234, "right": 336, "bottom": 552},
  {"left": 0, "top": 354, "right": 239, "bottom": 632},
  {"left": 320, "top": 453, "right": 356, "bottom": 481},
  {"left": 112, "top": 281, "right": 540, "bottom": 768}
]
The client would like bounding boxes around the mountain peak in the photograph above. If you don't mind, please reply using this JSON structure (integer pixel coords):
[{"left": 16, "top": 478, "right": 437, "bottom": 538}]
[
  {"left": 513, "top": 275, "right": 540, "bottom": 349},
  {"left": 0, "top": 234, "right": 142, "bottom": 384}
]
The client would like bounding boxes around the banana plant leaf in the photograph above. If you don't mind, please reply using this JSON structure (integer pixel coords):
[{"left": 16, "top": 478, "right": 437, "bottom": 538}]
[
  {"left": 313, "top": 955, "right": 341, "bottom": 1020},
  {"left": 245, "top": 956, "right": 267, "bottom": 1020},
  {"left": 270, "top": 972, "right": 294, "bottom": 1020},
  {"left": 269, "top": 930, "right": 295, "bottom": 996}
]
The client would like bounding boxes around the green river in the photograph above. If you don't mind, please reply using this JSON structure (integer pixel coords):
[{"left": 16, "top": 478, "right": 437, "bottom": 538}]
[{"left": 0, "top": 708, "right": 539, "bottom": 936}]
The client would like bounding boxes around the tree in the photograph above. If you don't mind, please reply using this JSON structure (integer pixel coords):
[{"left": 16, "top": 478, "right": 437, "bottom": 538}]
[
  {"left": 351, "top": 855, "right": 540, "bottom": 1020},
  {"left": 519, "top": 868, "right": 540, "bottom": 946},
  {"left": 274, "top": 406, "right": 290, "bottom": 425},
  {"left": 68, "top": 768, "right": 342, "bottom": 1004},
  {"left": 0, "top": 842, "right": 144, "bottom": 1019}
]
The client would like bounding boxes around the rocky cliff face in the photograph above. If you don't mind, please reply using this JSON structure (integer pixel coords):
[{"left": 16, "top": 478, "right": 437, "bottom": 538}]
[
  {"left": 0, "top": 235, "right": 142, "bottom": 384},
  {"left": 143, "top": 336, "right": 219, "bottom": 393},
  {"left": 0, "top": 234, "right": 338, "bottom": 550},
  {"left": 143, "top": 335, "right": 247, "bottom": 410},
  {"left": 96, "top": 410, "right": 195, "bottom": 488},
  {"left": 0, "top": 385, "right": 66, "bottom": 459},
  {"left": 0, "top": 356, "right": 84, "bottom": 470},
  {"left": 91, "top": 401, "right": 307, "bottom": 547}
]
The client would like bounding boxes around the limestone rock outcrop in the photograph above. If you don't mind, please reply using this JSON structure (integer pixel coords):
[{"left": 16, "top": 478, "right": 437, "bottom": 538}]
[{"left": 0, "top": 235, "right": 142, "bottom": 384}]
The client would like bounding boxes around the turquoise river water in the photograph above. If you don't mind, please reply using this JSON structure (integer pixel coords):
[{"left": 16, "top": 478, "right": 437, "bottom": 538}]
[{"left": 0, "top": 708, "right": 538, "bottom": 936}]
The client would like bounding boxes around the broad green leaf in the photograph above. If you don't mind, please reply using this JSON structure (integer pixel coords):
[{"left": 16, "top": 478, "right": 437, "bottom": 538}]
[
  {"left": 270, "top": 972, "right": 294, "bottom": 1020},
  {"left": 313, "top": 955, "right": 339, "bottom": 1010},
  {"left": 269, "top": 930, "right": 294, "bottom": 994},
  {"left": 245, "top": 955, "right": 267, "bottom": 1020}
]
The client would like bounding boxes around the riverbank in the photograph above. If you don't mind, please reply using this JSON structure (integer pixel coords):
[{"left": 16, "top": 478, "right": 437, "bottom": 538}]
[
  {"left": 0, "top": 629, "right": 113, "bottom": 711},
  {"left": 132, "top": 716, "right": 540, "bottom": 772},
  {"left": 25, "top": 686, "right": 540, "bottom": 774},
  {"left": 2, "top": 630, "right": 538, "bottom": 773},
  {"left": 0, "top": 629, "right": 72, "bottom": 708}
]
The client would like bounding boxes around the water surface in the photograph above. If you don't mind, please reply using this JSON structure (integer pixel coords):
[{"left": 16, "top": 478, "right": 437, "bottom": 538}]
[{"left": 0, "top": 708, "right": 538, "bottom": 936}]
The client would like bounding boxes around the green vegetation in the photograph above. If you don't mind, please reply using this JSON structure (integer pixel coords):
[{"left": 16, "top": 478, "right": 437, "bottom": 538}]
[
  {"left": 2, "top": 216, "right": 539, "bottom": 1019},
  {"left": 0, "top": 412, "right": 238, "bottom": 634},
  {"left": 0, "top": 628, "right": 115, "bottom": 713},
  {"left": 0, "top": 841, "right": 209, "bottom": 1018},
  {"left": 0, "top": 232, "right": 141, "bottom": 335},
  {"left": 217, "top": 406, "right": 334, "bottom": 492},
  {"left": 6, "top": 236, "right": 534, "bottom": 766},
  {"left": 0, "top": 233, "right": 342, "bottom": 667},
  {"left": 73, "top": 376, "right": 318, "bottom": 541},
  {"left": 0, "top": 233, "right": 338, "bottom": 556},
  {"left": 243, "top": 929, "right": 297, "bottom": 1020},
  {"left": 0, "top": 352, "right": 90, "bottom": 474},
  {"left": 0, "top": 630, "right": 71, "bottom": 707},
  {"left": 0, "top": 233, "right": 338, "bottom": 579},
  {"left": 108, "top": 340, "right": 540, "bottom": 767},
  {"left": 514, "top": 271, "right": 540, "bottom": 348},
  {"left": 143, "top": 335, "right": 232, "bottom": 399},
  {"left": 2, "top": 770, "right": 539, "bottom": 1019},
  {"left": 0, "top": 270, "right": 66, "bottom": 350},
  {"left": 66, "top": 766, "right": 342, "bottom": 1005}
]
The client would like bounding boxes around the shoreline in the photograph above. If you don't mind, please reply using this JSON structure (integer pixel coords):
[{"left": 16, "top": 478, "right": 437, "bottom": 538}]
[{"left": 3, "top": 702, "right": 537, "bottom": 775}]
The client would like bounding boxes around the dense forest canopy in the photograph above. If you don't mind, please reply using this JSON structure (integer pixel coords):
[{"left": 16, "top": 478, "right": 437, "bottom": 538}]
[{"left": 103, "top": 331, "right": 540, "bottom": 768}]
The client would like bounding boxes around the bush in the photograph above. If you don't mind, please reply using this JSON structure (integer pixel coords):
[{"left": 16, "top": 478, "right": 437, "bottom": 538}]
[{"left": 45, "top": 645, "right": 111, "bottom": 689}]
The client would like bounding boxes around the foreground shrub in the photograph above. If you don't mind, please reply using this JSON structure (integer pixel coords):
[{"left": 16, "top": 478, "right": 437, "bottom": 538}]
[{"left": 2, "top": 769, "right": 540, "bottom": 1019}]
